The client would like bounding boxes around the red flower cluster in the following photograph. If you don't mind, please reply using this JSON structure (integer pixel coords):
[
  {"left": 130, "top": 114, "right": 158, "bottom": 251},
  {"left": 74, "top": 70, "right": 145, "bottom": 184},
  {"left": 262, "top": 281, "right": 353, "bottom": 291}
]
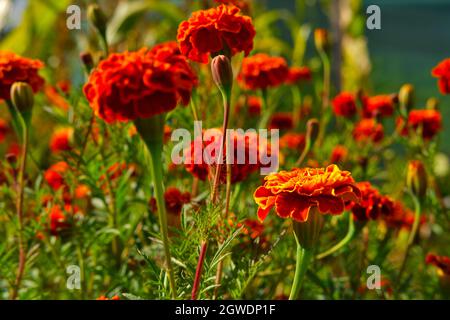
[
  {"left": 353, "top": 119, "right": 384, "bottom": 144},
  {"left": 432, "top": 58, "right": 450, "bottom": 94},
  {"left": 238, "top": 53, "right": 289, "bottom": 90},
  {"left": 83, "top": 42, "right": 198, "bottom": 123},
  {"left": 177, "top": 4, "right": 255, "bottom": 63},
  {"left": 0, "top": 51, "right": 45, "bottom": 100},
  {"left": 397, "top": 109, "right": 442, "bottom": 140},
  {"left": 285, "top": 66, "right": 312, "bottom": 85},
  {"left": 426, "top": 254, "right": 450, "bottom": 275},
  {"left": 44, "top": 161, "right": 70, "bottom": 191},
  {"left": 332, "top": 92, "right": 357, "bottom": 118},
  {"left": 280, "top": 132, "right": 305, "bottom": 152},
  {"left": 49, "top": 128, "right": 73, "bottom": 153},
  {"left": 363, "top": 95, "right": 395, "bottom": 118},
  {"left": 348, "top": 182, "right": 395, "bottom": 222}
]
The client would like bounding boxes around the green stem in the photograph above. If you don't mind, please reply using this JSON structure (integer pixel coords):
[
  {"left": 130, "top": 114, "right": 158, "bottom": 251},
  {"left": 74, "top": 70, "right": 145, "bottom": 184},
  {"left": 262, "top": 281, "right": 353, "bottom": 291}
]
[
  {"left": 317, "top": 50, "right": 330, "bottom": 147},
  {"left": 289, "top": 245, "right": 313, "bottom": 300},
  {"left": 316, "top": 213, "right": 355, "bottom": 260},
  {"left": 295, "top": 139, "right": 311, "bottom": 167},
  {"left": 258, "top": 89, "right": 272, "bottom": 129}
]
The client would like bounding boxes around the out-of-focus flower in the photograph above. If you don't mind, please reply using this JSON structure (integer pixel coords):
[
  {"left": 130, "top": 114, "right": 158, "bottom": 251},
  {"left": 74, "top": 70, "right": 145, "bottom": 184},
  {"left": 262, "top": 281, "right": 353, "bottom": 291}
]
[
  {"left": 44, "top": 161, "right": 69, "bottom": 191},
  {"left": 280, "top": 133, "right": 305, "bottom": 152},
  {"left": 362, "top": 95, "right": 395, "bottom": 118},
  {"left": 314, "top": 29, "right": 329, "bottom": 53},
  {"left": 75, "top": 184, "right": 91, "bottom": 199},
  {"left": 406, "top": 160, "right": 427, "bottom": 199},
  {"left": 332, "top": 92, "right": 357, "bottom": 118},
  {"left": 253, "top": 165, "right": 361, "bottom": 222},
  {"left": 426, "top": 254, "right": 450, "bottom": 275},
  {"left": 348, "top": 182, "right": 395, "bottom": 221},
  {"left": 0, "top": 51, "right": 44, "bottom": 100},
  {"left": 150, "top": 187, "right": 191, "bottom": 229},
  {"left": 83, "top": 42, "right": 198, "bottom": 123},
  {"left": 177, "top": 4, "right": 255, "bottom": 64},
  {"left": 247, "top": 95, "right": 262, "bottom": 116},
  {"left": 238, "top": 53, "right": 289, "bottom": 90},
  {"left": 353, "top": 119, "right": 384, "bottom": 144},
  {"left": 268, "top": 112, "right": 294, "bottom": 130},
  {"left": 330, "top": 145, "right": 348, "bottom": 164},
  {"left": 432, "top": 58, "right": 450, "bottom": 95},
  {"left": 398, "top": 109, "right": 442, "bottom": 140},
  {"left": 48, "top": 205, "right": 70, "bottom": 236},
  {"left": 0, "top": 118, "right": 8, "bottom": 143},
  {"left": 383, "top": 201, "right": 426, "bottom": 230},
  {"left": 97, "top": 295, "right": 120, "bottom": 300},
  {"left": 49, "top": 127, "right": 74, "bottom": 153},
  {"left": 285, "top": 66, "right": 312, "bottom": 85}
]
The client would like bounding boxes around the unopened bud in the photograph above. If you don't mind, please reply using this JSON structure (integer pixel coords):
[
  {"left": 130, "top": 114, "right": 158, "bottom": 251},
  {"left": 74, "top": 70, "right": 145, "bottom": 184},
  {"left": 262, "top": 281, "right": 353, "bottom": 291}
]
[
  {"left": 426, "top": 97, "right": 439, "bottom": 110},
  {"left": 306, "top": 118, "right": 320, "bottom": 147},
  {"left": 87, "top": 4, "right": 108, "bottom": 36},
  {"left": 407, "top": 160, "right": 427, "bottom": 199},
  {"left": 314, "top": 29, "right": 330, "bottom": 53},
  {"left": 80, "top": 51, "right": 94, "bottom": 73},
  {"left": 399, "top": 84, "right": 414, "bottom": 112},
  {"left": 211, "top": 55, "right": 233, "bottom": 93},
  {"left": 10, "top": 82, "right": 34, "bottom": 114}
]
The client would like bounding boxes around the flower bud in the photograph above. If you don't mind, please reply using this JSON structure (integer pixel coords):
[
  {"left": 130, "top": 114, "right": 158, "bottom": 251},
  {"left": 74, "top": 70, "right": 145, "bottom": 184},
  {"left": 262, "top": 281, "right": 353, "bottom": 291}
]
[
  {"left": 306, "top": 118, "right": 320, "bottom": 147},
  {"left": 293, "top": 207, "right": 324, "bottom": 249},
  {"left": 87, "top": 4, "right": 108, "bottom": 36},
  {"left": 314, "top": 28, "right": 330, "bottom": 53},
  {"left": 10, "top": 82, "right": 34, "bottom": 114},
  {"left": 211, "top": 55, "right": 233, "bottom": 93},
  {"left": 426, "top": 97, "right": 439, "bottom": 110},
  {"left": 407, "top": 160, "right": 427, "bottom": 200},
  {"left": 399, "top": 84, "right": 414, "bottom": 112},
  {"left": 80, "top": 51, "right": 94, "bottom": 73}
]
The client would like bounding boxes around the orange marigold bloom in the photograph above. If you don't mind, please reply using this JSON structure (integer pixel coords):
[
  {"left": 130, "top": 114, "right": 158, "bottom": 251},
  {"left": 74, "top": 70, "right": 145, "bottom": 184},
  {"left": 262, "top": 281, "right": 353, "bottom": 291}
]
[
  {"left": 330, "top": 145, "right": 348, "bottom": 164},
  {"left": 269, "top": 112, "right": 294, "bottom": 130},
  {"left": 254, "top": 165, "right": 361, "bottom": 222},
  {"left": 49, "top": 127, "right": 74, "bottom": 153},
  {"left": 75, "top": 184, "right": 91, "bottom": 199},
  {"left": 238, "top": 53, "right": 289, "bottom": 90},
  {"left": 177, "top": 4, "right": 255, "bottom": 64},
  {"left": 44, "top": 161, "right": 69, "bottom": 191},
  {"left": 0, "top": 118, "right": 8, "bottom": 143},
  {"left": 247, "top": 95, "right": 262, "bottom": 116},
  {"left": 353, "top": 119, "right": 384, "bottom": 144},
  {"left": 280, "top": 132, "right": 305, "bottom": 151},
  {"left": 0, "top": 51, "right": 45, "bottom": 100},
  {"left": 285, "top": 66, "right": 312, "bottom": 85},
  {"left": 48, "top": 205, "right": 70, "bottom": 236},
  {"left": 400, "top": 109, "right": 442, "bottom": 140},
  {"left": 348, "top": 182, "right": 395, "bottom": 221},
  {"left": 426, "top": 254, "right": 450, "bottom": 275},
  {"left": 432, "top": 58, "right": 450, "bottom": 95},
  {"left": 215, "top": 0, "right": 250, "bottom": 12},
  {"left": 332, "top": 92, "right": 357, "bottom": 118},
  {"left": 362, "top": 95, "right": 395, "bottom": 118},
  {"left": 83, "top": 42, "right": 198, "bottom": 123}
]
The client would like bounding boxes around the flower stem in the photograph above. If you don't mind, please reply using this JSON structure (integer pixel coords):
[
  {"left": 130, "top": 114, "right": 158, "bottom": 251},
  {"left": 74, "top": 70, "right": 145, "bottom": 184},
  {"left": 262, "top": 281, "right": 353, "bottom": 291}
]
[
  {"left": 316, "top": 49, "right": 330, "bottom": 147},
  {"left": 191, "top": 240, "right": 208, "bottom": 300},
  {"left": 258, "top": 89, "right": 272, "bottom": 129},
  {"left": 289, "top": 245, "right": 313, "bottom": 300},
  {"left": 316, "top": 212, "right": 355, "bottom": 260}
]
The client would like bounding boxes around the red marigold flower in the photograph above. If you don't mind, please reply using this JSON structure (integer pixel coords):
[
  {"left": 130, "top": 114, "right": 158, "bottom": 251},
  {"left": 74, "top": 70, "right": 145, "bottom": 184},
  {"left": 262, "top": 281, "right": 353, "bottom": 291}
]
[
  {"left": 48, "top": 205, "right": 70, "bottom": 235},
  {"left": 254, "top": 165, "right": 361, "bottom": 222},
  {"left": 44, "top": 161, "right": 69, "bottom": 191},
  {"left": 400, "top": 109, "right": 442, "bottom": 140},
  {"left": 97, "top": 295, "right": 120, "bottom": 300},
  {"left": 177, "top": 4, "right": 255, "bottom": 64},
  {"left": 0, "top": 51, "right": 45, "bottom": 100},
  {"left": 149, "top": 187, "right": 191, "bottom": 229},
  {"left": 49, "top": 127, "right": 74, "bottom": 153},
  {"left": 362, "top": 95, "right": 395, "bottom": 118},
  {"left": 286, "top": 66, "right": 312, "bottom": 85},
  {"left": 75, "top": 184, "right": 91, "bottom": 199},
  {"left": 383, "top": 201, "right": 426, "bottom": 230},
  {"left": 426, "top": 254, "right": 450, "bottom": 275},
  {"left": 0, "top": 118, "right": 8, "bottom": 143},
  {"left": 332, "top": 92, "right": 357, "bottom": 118},
  {"left": 247, "top": 95, "right": 262, "bottom": 116},
  {"left": 279, "top": 132, "right": 305, "bottom": 151},
  {"left": 348, "top": 182, "right": 395, "bottom": 221},
  {"left": 184, "top": 128, "right": 272, "bottom": 184},
  {"left": 353, "top": 119, "right": 384, "bottom": 144},
  {"left": 215, "top": 0, "right": 250, "bottom": 12},
  {"left": 330, "top": 145, "right": 348, "bottom": 164},
  {"left": 269, "top": 112, "right": 294, "bottom": 130},
  {"left": 238, "top": 53, "right": 289, "bottom": 90},
  {"left": 432, "top": 58, "right": 450, "bottom": 95},
  {"left": 83, "top": 42, "right": 198, "bottom": 123}
]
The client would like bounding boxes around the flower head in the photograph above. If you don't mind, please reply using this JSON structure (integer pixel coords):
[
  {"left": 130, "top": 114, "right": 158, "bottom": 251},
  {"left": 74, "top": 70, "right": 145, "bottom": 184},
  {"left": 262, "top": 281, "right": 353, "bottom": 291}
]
[
  {"left": 363, "top": 95, "right": 395, "bottom": 118},
  {"left": 238, "top": 53, "right": 289, "bottom": 90},
  {"left": 268, "top": 112, "right": 294, "bottom": 130},
  {"left": 400, "top": 109, "right": 442, "bottom": 140},
  {"left": 254, "top": 165, "right": 361, "bottom": 222},
  {"left": 330, "top": 145, "right": 348, "bottom": 164},
  {"left": 44, "top": 161, "right": 70, "bottom": 191},
  {"left": 0, "top": 51, "right": 44, "bottom": 100},
  {"left": 286, "top": 66, "right": 312, "bottom": 85},
  {"left": 280, "top": 133, "right": 305, "bottom": 152},
  {"left": 50, "top": 128, "right": 74, "bottom": 153},
  {"left": 177, "top": 4, "right": 255, "bottom": 64},
  {"left": 332, "top": 92, "right": 357, "bottom": 118},
  {"left": 348, "top": 182, "right": 395, "bottom": 221},
  {"left": 432, "top": 58, "right": 450, "bottom": 94},
  {"left": 426, "top": 254, "right": 450, "bottom": 275},
  {"left": 0, "top": 118, "right": 8, "bottom": 143},
  {"left": 83, "top": 42, "right": 197, "bottom": 123},
  {"left": 353, "top": 119, "right": 384, "bottom": 144}
]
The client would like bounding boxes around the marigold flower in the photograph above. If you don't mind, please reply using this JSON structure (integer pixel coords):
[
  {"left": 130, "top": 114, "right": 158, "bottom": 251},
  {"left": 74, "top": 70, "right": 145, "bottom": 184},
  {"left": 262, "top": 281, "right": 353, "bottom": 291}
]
[
  {"left": 426, "top": 254, "right": 450, "bottom": 275},
  {"left": 0, "top": 51, "right": 44, "bottom": 100},
  {"left": 0, "top": 118, "right": 8, "bottom": 143},
  {"left": 269, "top": 112, "right": 294, "bottom": 130},
  {"left": 177, "top": 4, "right": 255, "bottom": 64},
  {"left": 215, "top": 0, "right": 250, "bottom": 12},
  {"left": 48, "top": 205, "right": 70, "bottom": 235},
  {"left": 399, "top": 109, "right": 442, "bottom": 140},
  {"left": 383, "top": 201, "right": 426, "bottom": 230},
  {"left": 253, "top": 165, "right": 361, "bottom": 222},
  {"left": 49, "top": 128, "right": 74, "bottom": 153},
  {"left": 150, "top": 187, "right": 191, "bottom": 217},
  {"left": 97, "top": 295, "right": 120, "bottom": 300},
  {"left": 353, "top": 119, "right": 384, "bottom": 144},
  {"left": 286, "top": 66, "right": 312, "bottom": 85},
  {"left": 348, "top": 182, "right": 395, "bottom": 221},
  {"left": 330, "top": 145, "right": 348, "bottom": 164},
  {"left": 432, "top": 58, "right": 450, "bottom": 95},
  {"left": 75, "top": 184, "right": 91, "bottom": 199},
  {"left": 362, "top": 95, "right": 395, "bottom": 118},
  {"left": 280, "top": 133, "right": 305, "bottom": 152},
  {"left": 83, "top": 42, "right": 198, "bottom": 123},
  {"left": 44, "top": 161, "right": 70, "bottom": 191},
  {"left": 332, "top": 92, "right": 357, "bottom": 118},
  {"left": 238, "top": 53, "right": 289, "bottom": 90},
  {"left": 247, "top": 95, "right": 262, "bottom": 116}
]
